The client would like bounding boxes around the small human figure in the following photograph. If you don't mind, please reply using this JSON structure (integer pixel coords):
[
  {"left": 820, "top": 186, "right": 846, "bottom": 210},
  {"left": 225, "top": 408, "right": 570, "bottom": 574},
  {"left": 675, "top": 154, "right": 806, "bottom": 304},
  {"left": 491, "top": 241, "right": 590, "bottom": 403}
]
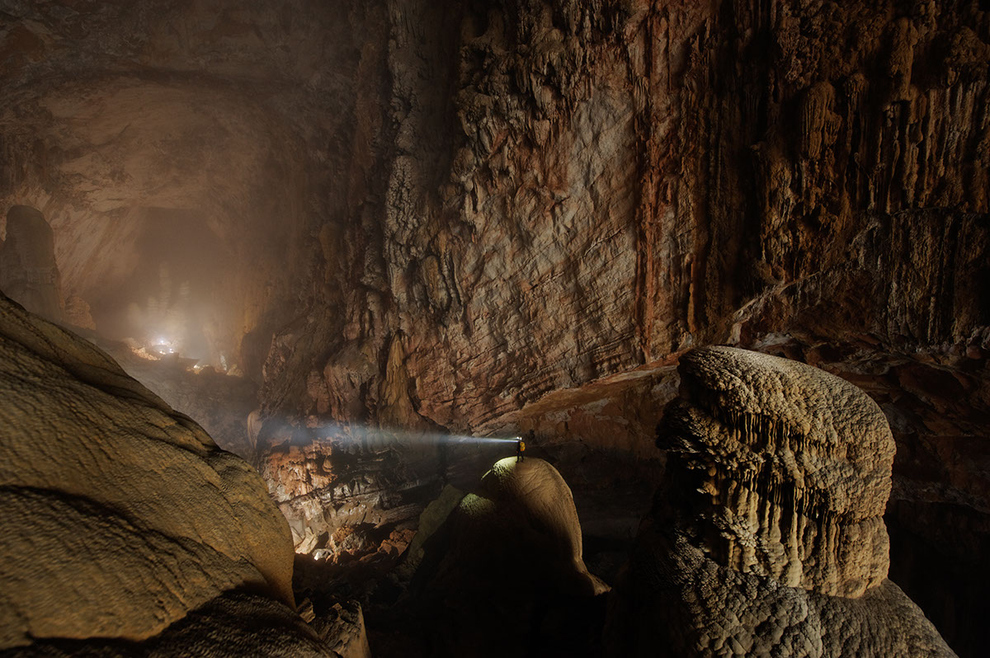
[{"left": 516, "top": 438, "right": 526, "bottom": 462}]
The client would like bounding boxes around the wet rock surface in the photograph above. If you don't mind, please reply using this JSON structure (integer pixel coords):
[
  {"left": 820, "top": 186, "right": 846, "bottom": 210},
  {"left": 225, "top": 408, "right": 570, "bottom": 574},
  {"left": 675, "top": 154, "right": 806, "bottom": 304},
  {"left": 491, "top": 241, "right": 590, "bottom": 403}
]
[{"left": 607, "top": 347, "right": 953, "bottom": 657}]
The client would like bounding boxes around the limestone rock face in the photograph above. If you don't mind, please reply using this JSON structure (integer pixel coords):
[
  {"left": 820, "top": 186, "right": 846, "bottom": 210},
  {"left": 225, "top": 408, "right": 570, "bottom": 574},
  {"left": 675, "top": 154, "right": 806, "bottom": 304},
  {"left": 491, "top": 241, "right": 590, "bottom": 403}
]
[
  {"left": 607, "top": 347, "right": 953, "bottom": 657},
  {"left": 3, "top": 592, "right": 340, "bottom": 658},
  {"left": 0, "top": 292, "right": 326, "bottom": 653},
  {"left": 667, "top": 346, "right": 895, "bottom": 597},
  {"left": 7, "top": 0, "right": 984, "bottom": 430},
  {"left": 0, "top": 205, "right": 61, "bottom": 322},
  {"left": 243, "top": 7, "right": 988, "bottom": 642}
]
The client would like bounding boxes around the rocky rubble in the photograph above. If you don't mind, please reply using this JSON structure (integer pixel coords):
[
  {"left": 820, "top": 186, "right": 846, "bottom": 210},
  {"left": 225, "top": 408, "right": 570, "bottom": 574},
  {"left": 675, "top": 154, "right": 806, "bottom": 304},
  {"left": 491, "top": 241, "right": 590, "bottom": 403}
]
[
  {"left": 607, "top": 347, "right": 953, "bottom": 657},
  {"left": 257, "top": 423, "right": 450, "bottom": 558}
]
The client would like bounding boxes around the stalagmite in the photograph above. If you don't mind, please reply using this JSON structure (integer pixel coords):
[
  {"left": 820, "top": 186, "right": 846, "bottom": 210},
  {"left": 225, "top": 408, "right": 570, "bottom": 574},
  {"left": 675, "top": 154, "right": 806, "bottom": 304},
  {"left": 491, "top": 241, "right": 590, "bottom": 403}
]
[{"left": 607, "top": 346, "right": 954, "bottom": 657}]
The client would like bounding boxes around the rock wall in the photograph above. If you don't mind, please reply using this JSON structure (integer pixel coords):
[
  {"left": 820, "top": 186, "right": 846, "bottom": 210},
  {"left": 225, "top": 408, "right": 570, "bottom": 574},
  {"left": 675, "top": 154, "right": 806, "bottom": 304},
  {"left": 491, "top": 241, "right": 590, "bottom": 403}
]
[
  {"left": 0, "top": 0, "right": 389, "bottom": 372},
  {"left": 1, "top": 2, "right": 986, "bottom": 653},
  {"left": 0, "top": 205, "right": 62, "bottom": 322},
  {"left": 253, "top": 4, "right": 987, "bottom": 649},
  {"left": 2, "top": 0, "right": 985, "bottom": 429},
  {"left": 271, "top": 0, "right": 988, "bottom": 433}
]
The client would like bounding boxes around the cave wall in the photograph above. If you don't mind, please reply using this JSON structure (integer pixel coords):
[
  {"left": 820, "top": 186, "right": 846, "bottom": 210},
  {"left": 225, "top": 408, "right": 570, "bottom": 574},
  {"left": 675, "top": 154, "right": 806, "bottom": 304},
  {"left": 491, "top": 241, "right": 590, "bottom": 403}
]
[
  {"left": 256, "top": 0, "right": 989, "bottom": 434},
  {"left": 0, "top": 0, "right": 388, "bottom": 370},
  {"left": 3, "top": 0, "right": 984, "bottom": 428},
  {"left": 1, "top": 1, "right": 987, "bottom": 653}
]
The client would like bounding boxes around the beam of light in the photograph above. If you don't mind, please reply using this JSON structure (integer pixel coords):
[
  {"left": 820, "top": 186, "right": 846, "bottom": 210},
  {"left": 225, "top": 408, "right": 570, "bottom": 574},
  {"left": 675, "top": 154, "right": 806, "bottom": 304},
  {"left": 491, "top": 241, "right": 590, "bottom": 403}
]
[{"left": 261, "top": 418, "right": 519, "bottom": 451}]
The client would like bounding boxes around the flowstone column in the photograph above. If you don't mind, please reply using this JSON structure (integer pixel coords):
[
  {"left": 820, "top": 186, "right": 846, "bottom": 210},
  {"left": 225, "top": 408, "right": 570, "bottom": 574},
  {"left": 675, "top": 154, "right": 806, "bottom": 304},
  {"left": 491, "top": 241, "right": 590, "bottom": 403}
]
[{"left": 607, "top": 346, "right": 955, "bottom": 657}]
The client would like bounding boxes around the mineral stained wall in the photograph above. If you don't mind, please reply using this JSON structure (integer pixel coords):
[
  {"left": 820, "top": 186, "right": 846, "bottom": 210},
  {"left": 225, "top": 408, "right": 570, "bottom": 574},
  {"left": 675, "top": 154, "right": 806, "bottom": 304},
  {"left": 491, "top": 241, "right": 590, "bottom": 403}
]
[{"left": 302, "top": 0, "right": 989, "bottom": 432}]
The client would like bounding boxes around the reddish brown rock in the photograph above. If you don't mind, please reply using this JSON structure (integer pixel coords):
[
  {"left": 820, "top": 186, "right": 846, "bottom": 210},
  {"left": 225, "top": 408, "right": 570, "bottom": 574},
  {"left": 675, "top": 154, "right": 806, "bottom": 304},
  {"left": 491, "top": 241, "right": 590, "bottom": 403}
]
[{"left": 0, "top": 1, "right": 986, "bottom": 654}]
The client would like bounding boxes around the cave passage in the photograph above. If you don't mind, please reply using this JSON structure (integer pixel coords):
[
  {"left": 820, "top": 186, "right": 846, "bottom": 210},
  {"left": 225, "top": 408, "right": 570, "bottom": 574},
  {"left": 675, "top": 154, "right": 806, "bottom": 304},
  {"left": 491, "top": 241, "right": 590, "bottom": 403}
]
[{"left": 88, "top": 207, "right": 231, "bottom": 366}]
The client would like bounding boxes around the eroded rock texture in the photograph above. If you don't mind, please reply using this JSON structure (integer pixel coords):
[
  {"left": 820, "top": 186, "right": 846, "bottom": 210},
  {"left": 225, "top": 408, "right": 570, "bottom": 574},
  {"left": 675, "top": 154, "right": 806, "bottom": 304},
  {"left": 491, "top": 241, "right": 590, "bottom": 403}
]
[
  {"left": 733, "top": 334, "right": 989, "bottom": 658},
  {"left": 257, "top": 2, "right": 988, "bottom": 621},
  {"left": 0, "top": 291, "right": 334, "bottom": 655},
  {"left": 282, "top": 0, "right": 989, "bottom": 431},
  {"left": 607, "top": 347, "right": 953, "bottom": 657},
  {"left": 6, "top": 1, "right": 981, "bottom": 432}
]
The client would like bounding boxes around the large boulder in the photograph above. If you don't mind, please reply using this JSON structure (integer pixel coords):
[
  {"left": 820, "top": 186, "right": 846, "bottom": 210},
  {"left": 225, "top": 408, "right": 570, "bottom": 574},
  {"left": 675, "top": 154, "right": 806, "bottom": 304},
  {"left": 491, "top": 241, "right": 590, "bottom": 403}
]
[
  {"left": 0, "top": 291, "right": 333, "bottom": 655},
  {"left": 607, "top": 346, "right": 954, "bottom": 657},
  {"left": 410, "top": 456, "right": 608, "bottom": 657}
]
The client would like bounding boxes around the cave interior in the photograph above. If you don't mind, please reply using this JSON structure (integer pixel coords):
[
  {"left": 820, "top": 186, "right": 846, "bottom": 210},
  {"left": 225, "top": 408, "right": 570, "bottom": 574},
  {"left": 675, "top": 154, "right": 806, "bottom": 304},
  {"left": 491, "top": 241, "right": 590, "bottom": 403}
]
[{"left": 0, "top": 1, "right": 988, "bottom": 657}]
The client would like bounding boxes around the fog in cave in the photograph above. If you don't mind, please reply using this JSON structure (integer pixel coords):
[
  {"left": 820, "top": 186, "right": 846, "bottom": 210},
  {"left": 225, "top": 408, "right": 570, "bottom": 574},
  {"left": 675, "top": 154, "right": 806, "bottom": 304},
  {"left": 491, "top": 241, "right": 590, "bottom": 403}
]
[
  {"left": 0, "top": 1, "right": 988, "bottom": 657},
  {"left": 87, "top": 207, "right": 229, "bottom": 365}
]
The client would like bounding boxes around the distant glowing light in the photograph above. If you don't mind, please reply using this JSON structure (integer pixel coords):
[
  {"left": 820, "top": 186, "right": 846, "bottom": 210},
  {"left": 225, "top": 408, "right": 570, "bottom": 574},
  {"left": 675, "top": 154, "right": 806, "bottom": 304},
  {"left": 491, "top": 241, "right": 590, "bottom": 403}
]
[{"left": 146, "top": 335, "right": 183, "bottom": 359}]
